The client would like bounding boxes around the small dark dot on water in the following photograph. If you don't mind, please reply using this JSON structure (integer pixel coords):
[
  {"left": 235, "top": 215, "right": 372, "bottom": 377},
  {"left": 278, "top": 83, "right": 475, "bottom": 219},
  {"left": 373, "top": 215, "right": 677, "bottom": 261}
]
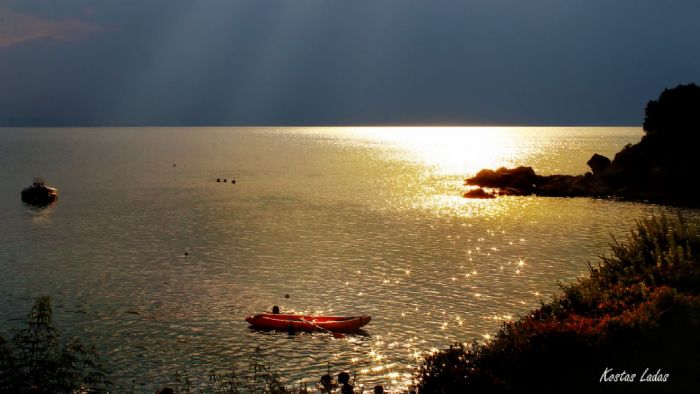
[
  {"left": 184, "top": 252, "right": 189, "bottom": 256},
  {"left": 285, "top": 294, "right": 290, "bottom": 298},
  {"left": 216, "top": 178, "right": 221, "bottom": 182},
  {"left": 173, "top": 163, "right": 176, "bottom": 167}
]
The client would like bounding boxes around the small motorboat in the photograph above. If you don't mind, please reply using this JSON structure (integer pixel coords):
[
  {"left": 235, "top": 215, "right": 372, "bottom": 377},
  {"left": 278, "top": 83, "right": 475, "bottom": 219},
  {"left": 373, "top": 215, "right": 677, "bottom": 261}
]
[
  {"left": 245, "top": 313, "right": 371, "bottom": 332},
  {"left": 21, "top": 177, "right": 58, "bottom": 206}
]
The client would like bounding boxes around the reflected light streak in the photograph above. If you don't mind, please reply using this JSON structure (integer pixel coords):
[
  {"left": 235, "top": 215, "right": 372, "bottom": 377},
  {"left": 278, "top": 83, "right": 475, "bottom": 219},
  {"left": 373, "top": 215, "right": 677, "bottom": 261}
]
[
  {"left": 304, "top": 126, "right": 535, "bottom": 218},
  {"left": 342, "top": 127, "right": 523, "bottom": 175}
]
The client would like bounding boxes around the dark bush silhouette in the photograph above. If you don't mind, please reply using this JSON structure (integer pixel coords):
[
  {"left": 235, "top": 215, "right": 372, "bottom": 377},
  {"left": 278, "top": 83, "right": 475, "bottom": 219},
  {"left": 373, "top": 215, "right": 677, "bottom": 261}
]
[
  {"left": 643, "top": 83, "right": 700, "bottom": 138},
  {"left": 0, "top": 297, "right": 110, "bottom": 393},
  {"left": 609, "top": 84, "right": 700, "bottom": 198}
]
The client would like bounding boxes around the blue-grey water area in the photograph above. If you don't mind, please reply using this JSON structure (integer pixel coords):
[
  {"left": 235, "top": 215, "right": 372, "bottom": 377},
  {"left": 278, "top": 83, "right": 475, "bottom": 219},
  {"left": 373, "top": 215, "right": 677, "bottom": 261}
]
[{"left": 1, "top": 127, "right": 697, "bottom": 391}]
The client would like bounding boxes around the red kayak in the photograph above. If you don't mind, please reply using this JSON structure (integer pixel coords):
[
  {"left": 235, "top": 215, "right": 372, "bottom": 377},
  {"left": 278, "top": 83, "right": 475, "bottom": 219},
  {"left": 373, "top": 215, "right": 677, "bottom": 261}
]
[{"left": 245, "top": 313, "right": 371, "bottom": 332}]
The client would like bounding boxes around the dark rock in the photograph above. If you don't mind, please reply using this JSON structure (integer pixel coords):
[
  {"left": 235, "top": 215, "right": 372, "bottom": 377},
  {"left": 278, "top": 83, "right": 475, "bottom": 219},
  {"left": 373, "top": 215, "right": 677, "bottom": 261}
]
[
  {"left": 464, "top": 188, "right": 496, "bottom": 199},
  {"left": 538, "top": 175, "right": 576, "bottom": 196},
  {"left": 466, "top": 166, "right": 538, "bottom": 193},
  {"left": 586, "top": 154, "right": 611, "bottom": 175},
  {"left": 498, "top": 187, "right": 527, "bottom": 196}
]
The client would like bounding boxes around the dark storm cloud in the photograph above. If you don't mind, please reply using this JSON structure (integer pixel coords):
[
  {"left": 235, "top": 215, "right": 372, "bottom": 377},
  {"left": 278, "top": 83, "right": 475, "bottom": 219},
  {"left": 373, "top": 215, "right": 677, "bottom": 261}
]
[{"left": 1, "top": 0, "right": 699, "bottom": 126}]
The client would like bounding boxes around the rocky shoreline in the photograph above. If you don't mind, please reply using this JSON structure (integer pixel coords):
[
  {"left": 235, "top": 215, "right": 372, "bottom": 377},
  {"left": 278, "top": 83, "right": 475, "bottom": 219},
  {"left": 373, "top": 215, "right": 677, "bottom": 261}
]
[{"left": 464, "top": 84, "right": 700, "bottom": 207}]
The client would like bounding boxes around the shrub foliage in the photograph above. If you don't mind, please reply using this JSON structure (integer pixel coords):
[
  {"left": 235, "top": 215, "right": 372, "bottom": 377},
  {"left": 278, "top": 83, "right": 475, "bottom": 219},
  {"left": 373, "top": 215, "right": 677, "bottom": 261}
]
[{"left": 0, "top": 296, "right": 110, "bottom": 393}]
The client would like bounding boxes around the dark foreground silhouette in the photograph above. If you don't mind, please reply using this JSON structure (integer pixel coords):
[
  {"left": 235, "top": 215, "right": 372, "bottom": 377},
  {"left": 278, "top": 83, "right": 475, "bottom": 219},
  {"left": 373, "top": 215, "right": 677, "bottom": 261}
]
[{"left": 465, "top": 84, "right": 700, "bottom": 207}]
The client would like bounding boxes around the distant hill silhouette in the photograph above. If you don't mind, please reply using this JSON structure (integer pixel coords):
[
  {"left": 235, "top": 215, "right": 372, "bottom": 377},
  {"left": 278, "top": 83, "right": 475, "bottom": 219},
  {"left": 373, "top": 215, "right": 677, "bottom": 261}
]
[{"left": 466, "top": 83, "right": 700, "bottom": 206}]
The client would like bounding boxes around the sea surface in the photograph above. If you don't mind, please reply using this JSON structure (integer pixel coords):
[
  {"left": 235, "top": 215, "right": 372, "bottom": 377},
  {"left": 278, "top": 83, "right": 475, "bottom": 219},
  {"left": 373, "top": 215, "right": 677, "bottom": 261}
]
[{"left": 0, "top": 127, "right": 696, "bottom": 391}]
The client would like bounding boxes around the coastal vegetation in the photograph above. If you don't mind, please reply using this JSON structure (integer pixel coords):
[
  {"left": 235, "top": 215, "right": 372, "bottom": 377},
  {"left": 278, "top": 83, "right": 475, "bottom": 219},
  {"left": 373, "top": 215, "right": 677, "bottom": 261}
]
[
  {"left": 0, "top": 297, "right": 110, "bottom": 393},
  {"left": 465, "top": 83, "right": 700, "bottom": 206},
  {"left": 411, "top": 215, "right": 700, "bottom": 393}
]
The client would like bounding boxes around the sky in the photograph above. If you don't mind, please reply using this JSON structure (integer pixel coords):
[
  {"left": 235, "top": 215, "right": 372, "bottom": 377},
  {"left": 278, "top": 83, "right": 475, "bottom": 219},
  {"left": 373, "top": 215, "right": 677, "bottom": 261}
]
[{"left": 1, "top": 0, "right": 699, "bottom": 126}]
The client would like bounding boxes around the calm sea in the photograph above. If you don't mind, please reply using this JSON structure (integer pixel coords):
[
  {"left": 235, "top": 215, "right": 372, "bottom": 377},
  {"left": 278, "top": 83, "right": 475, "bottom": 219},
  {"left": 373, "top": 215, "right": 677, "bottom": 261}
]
[{"left": 0, "top": 127, "right": 695, "bottom": 391}]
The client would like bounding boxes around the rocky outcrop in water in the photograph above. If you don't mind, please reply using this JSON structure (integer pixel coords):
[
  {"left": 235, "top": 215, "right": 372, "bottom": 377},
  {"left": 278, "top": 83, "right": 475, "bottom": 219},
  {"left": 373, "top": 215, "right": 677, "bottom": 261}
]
[
  {"left": 465, "top": 84, "right": 700, "bottom": 206},
  {"left": 465, "top": 167, "right": 604, "bottom": 198}
]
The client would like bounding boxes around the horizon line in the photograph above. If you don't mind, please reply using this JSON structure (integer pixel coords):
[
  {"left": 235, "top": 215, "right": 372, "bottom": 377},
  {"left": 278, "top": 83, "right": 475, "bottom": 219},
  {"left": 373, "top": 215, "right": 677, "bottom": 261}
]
[{"left": 0, "top": 123, "right": 642, "bottom": 129}]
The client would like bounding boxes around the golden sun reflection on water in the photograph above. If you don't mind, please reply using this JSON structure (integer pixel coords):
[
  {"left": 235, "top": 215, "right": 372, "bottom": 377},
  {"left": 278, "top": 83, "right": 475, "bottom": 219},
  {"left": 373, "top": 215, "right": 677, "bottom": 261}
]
[
  {"left": 338, "top": 126, "right": 523, "bottom": 175},
  {"left": 420, "top": 194, "right": 510, "bottom": 219},
  {"left": 305, "top": 126, "right": 548, "bottom": 218},
  {"left": 292, "top": 126, "right": 642, "bottom": 220}
]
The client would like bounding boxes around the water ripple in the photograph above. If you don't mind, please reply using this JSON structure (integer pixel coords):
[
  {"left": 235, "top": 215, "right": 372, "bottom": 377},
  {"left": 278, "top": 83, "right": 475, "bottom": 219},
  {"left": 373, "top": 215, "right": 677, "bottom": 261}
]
[{"left": 1, "top": 127, "right": 697, "bottom": 392}]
